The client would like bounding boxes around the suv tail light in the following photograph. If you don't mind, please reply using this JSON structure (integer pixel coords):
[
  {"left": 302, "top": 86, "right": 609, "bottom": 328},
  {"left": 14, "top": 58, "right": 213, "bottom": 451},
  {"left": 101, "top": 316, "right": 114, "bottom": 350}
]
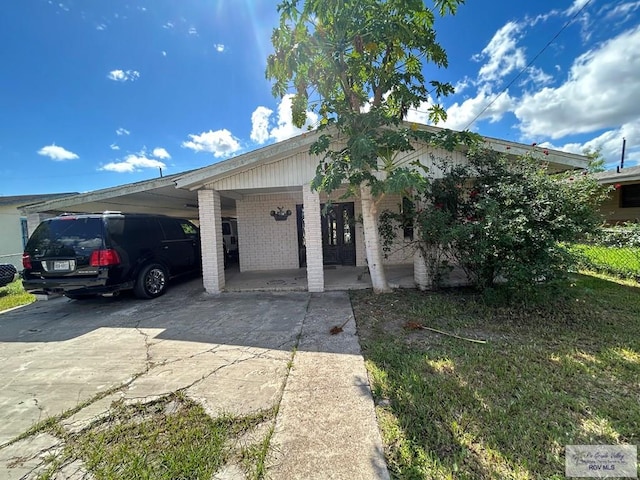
[
  {"left": 90, "top": 249, "right": 121, "bottom": 267},
  {"left": 22, "top": 253, "right": 32, "bottom": 269}
]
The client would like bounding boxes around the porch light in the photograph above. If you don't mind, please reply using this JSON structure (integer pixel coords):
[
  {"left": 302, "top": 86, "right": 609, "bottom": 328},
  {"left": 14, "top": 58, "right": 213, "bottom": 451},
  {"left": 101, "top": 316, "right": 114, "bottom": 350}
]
[{"left": 270, "top": 207, "right": 292, "bottom": 221}]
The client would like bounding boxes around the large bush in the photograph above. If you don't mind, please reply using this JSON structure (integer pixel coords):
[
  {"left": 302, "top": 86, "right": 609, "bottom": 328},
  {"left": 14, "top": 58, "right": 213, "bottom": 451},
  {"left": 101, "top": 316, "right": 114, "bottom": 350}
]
[{"left": 381, "top": 148, "right": 610, "bottom": 294}]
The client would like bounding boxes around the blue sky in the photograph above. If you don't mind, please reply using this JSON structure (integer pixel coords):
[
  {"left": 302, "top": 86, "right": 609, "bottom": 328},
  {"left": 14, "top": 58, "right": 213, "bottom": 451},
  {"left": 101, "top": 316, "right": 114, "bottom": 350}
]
[{"left": 1, "top": 0, "right": 639, "bottom": 196}]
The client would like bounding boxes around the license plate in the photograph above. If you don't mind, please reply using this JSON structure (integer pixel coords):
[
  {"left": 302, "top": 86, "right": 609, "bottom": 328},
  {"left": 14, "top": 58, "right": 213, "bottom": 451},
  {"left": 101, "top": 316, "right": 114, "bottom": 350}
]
[{"left": 54, "top": 260, "right": 72, "bottom": 271}]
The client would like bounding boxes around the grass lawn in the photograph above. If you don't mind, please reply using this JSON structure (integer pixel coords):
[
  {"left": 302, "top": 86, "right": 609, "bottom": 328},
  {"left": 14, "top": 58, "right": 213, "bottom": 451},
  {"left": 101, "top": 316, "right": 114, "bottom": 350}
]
[
  {"left": 22, "top": 393, "right": 276, "bottom": 480},
  {"left": 572, "top": 244, "right": 640, "bottom": 280},
  {"left": 351, "top": 275, "right": 640, "bottom": 479},
  {"left": 0, "top": 279, "right": 35, "bottom": 312}
]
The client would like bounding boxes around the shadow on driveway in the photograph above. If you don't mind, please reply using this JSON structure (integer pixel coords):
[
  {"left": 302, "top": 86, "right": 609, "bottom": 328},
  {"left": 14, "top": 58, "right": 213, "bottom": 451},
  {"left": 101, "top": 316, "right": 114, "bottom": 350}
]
[{"left": 0, "top": 277, "right": 309, "bottom": 351}]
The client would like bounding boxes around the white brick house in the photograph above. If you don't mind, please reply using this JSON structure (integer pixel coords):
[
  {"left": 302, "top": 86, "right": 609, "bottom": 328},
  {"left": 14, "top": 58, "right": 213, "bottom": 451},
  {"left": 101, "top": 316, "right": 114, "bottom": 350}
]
[
  {"left": 172, "top": 126, "right": 588, "bottom": 294},
  {"left": 22, "top": 126, "right": 588, "bottom": 294}
]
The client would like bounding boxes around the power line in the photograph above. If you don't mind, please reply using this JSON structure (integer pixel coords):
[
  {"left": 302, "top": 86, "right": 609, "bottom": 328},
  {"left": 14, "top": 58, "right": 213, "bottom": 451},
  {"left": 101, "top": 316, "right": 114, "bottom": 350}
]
[{"left": 462, "top": 0, "right": 593, "bottom": 131}]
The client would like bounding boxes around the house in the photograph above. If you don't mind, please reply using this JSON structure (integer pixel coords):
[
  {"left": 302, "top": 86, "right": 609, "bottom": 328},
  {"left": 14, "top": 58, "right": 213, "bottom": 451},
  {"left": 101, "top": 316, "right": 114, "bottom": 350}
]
[
  {"left": 23, "top": 125, "right": 588, "bottom": 293},
  {"left": 0, "top": 194, "right": 76, "bottom": 268},
  {"left": 593, "top": 166, "right": 640, "bottom": 224}
]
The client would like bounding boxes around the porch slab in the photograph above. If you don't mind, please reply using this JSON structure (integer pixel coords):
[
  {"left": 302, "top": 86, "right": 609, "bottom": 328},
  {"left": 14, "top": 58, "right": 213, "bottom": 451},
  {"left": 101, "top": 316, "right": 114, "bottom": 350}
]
[{"left": 223, "top": 264, "right": 416, "bottom": 292}]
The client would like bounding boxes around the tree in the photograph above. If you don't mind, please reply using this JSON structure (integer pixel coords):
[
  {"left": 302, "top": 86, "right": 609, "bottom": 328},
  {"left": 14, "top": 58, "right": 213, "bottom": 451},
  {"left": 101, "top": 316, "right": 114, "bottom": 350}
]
[
  {"left": 583, "top": 147, "right": 606, "bottom": 173},
  {"left": 266, "top": 0, "right": 473, "bottom": 292}
]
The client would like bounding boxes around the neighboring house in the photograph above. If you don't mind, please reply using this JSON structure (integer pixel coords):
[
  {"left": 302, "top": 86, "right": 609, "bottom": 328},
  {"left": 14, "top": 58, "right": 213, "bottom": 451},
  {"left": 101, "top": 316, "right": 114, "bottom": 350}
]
[
  {"left": 593, "top": 166, "right": 640, "bottom": 225},
  {"left": 23, "top": 125, "right": 587, "bottom": 294},
  {"left": 0, "top": 193, "right": 76, "bottom": 268}
]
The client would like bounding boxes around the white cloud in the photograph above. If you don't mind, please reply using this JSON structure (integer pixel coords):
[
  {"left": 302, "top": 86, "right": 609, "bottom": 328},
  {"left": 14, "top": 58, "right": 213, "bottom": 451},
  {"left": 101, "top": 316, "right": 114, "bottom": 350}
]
[
  {"left": 162, "top": 50, "right": 167, "bottom": 57},
  {"left": 519, "top": 66, "right": 553, "bottom": 88},
  {"left": 182, "top": 129, "right": 241, "bottom": 157},
  {"left": 100, "top": 154, "right": 166, "bottom": 173},
  {"left": 214, "top": 43, "right": 225, "bottom": 53},
  {"left": 152, "top": 147, "right": 171, "bottom": 159},
  {"left": 550, "top": 120, "right": 640, "bottom": 168},
  {"left": 163, "top": 22, "right": 174, "bottom": 29},
  {"left": 514, "top": 26, "right": 640, "bottom": 139},
  {"left": 474, "top": 22, "right": 526, "bottom": 84},
  {"left": 406, "top": 88, "right": 515, "bottom": 131},
  {"left": 603, "top": 1, "right": 640, "bottom": 22},
  {"left": 188, "top": 26, "right": 198, "bottom": 35},
  {"left": 96, "top": 23, "right": 107, "bottom": 31},
  {"left": 37, "top": 144, "right": 79, "bottom": 161},
  {"left": 110, "top": 143, "right": 120, "bottom": 151},
  {"left": 107, "top": 69, "right": 140, "bottom": 82},
  {"left": 250, "top": 107, "right": 273, "bottom": 144},
  {"left": 453, "top": 77, "right": 472, "bottom": 95},
  {"left": 116, "top": 127, "right": 130, "bottom": 136},
  {"left": 565, "top": 0, "right": 590, "bottom": 16},
  {"left": 250, "top": 95, "right": 319, "bottom": 145}
]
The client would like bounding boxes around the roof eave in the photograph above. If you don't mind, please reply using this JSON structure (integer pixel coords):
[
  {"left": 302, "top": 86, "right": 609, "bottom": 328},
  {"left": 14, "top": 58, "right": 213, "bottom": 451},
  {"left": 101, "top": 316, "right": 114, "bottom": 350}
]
[{"left": 21, "top": 174, "right": 183, "bottom": 214}]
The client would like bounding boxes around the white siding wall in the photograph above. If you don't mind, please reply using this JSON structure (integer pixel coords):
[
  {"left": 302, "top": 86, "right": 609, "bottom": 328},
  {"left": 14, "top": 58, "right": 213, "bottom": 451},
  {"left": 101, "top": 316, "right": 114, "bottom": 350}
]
[
  {"left": 211, "top": 152, "right": 318, "bottom": 190},
  {"left": 0, "top": 205, "right": 25, "bottom": 268},
  {"left": 237, "top": 192, "right": 302, "bottom": 271}
]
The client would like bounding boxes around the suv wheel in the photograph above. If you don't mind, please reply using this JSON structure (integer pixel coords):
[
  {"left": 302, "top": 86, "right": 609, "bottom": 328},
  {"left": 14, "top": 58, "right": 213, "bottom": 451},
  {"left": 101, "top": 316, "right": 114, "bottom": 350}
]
[{"left": 134, "top": 263, "right": 167, "bottom": 299}]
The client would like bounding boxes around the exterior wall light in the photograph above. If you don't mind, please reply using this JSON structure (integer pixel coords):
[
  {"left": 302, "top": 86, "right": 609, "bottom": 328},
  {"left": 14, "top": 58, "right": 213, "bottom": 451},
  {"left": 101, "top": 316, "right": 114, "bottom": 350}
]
[{"left": 270, "top": 207, "right": 292, "bottom": 221}]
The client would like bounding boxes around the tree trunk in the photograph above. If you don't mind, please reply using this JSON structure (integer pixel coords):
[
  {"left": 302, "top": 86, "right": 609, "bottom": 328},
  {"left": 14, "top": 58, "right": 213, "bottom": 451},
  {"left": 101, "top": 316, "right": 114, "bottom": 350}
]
[{"left": 360, "top": 184, "right": 391, "bottom": 293}]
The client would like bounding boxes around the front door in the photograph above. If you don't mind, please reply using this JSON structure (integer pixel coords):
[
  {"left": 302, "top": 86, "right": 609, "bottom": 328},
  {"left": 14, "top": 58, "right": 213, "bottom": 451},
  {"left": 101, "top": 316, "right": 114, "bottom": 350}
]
[{"left": 321, "top": 203, "right": 356, "bottom": 265}]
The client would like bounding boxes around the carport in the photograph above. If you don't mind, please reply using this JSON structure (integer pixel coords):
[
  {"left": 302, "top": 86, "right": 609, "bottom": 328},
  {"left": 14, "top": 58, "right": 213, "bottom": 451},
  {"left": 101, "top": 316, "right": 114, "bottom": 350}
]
[{"left": 21, "top": 173, "right": 237, "bottom": 225}]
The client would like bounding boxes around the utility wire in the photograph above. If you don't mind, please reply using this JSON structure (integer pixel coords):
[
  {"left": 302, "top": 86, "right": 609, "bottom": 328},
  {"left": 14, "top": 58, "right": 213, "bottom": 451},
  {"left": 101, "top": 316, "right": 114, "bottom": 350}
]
[{"left": 462, "top": 0, "right": 593, "bottom": 131}]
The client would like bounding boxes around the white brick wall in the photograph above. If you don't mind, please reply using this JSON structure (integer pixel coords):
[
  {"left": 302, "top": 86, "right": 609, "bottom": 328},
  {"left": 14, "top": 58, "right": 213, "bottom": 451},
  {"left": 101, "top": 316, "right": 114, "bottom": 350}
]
[
  {"left": 414, "top": 249, "right": 429, "bottom": 290},
  {"left": 198, "top": 189, "right": 225, "bottom": 293},
  {"left": 303, "top": 184, "right": 324, "bottom": 292},
  {"left": 376, "top": 194, "right": 416, "bottom": 265},
  {"left": 237, "top": 192, "right": 302, "bottom": 271}
]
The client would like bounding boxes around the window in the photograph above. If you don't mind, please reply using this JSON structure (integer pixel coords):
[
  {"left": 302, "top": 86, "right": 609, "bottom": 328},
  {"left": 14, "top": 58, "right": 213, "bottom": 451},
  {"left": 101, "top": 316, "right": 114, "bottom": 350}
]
[
  {"left": 180, "top": 221, "right": 198, "bottom": 237},
  {"left": 159, "top": 218, "right": 186, "bottom": 240},
  {"left": 620, "top": 183, "right": 640, "bottom": 208},
  {"left": 401, "top": 197, "right": 414, "bottom": 240}
]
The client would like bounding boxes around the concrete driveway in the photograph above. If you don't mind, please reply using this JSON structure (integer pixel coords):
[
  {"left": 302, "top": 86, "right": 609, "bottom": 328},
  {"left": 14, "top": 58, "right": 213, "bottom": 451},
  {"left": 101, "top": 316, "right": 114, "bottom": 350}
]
[{"left": 0, "top": 277, "right": 389, "bottom": 479}]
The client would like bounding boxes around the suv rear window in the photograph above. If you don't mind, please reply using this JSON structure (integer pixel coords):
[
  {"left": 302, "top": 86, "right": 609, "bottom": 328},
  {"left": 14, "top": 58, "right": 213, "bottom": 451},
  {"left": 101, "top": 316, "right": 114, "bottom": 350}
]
[{"left": 26, "top": 218, "right": 104, "bottom": 257}]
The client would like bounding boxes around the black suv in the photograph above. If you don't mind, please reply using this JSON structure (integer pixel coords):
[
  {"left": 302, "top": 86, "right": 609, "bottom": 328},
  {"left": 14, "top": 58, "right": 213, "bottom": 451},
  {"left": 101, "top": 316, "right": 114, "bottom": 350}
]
[{"left": 22, "top": 212, "right": 201, "bottom": 299}]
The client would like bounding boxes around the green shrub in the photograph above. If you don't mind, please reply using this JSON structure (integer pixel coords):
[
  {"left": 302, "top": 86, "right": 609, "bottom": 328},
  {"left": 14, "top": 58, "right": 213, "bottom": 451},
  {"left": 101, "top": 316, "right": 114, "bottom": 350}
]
[{"left": 381, "top": 148, "right": 609, "bottom": 296}]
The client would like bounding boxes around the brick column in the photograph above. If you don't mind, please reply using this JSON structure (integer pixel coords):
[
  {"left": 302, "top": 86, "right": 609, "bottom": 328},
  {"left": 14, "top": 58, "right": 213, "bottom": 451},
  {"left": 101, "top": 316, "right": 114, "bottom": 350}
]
[
  {"left": 413, "top": 197, "right": 428, "bottom": 290},
  {"left": 414, "top": 248, "right": 429, "bottom": 291},
  {"left": 198, "top": 189, "right": 225, "bottom": 294},
  {"left": 303, "top": 184, "right": 324, "bottom": 292}
]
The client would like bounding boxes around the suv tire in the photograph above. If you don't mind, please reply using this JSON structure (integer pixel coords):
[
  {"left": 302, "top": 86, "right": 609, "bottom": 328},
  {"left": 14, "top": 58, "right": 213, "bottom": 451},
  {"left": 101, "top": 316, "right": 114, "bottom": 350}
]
[{"left": 134, "top": 263, "right": 168, "bottom": 299}]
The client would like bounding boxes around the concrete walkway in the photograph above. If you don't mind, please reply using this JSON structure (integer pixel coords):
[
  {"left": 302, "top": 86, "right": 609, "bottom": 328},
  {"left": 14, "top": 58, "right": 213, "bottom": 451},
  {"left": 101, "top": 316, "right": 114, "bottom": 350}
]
[{"left": 267, "top": 292, "right": 390, "bottom": 479}]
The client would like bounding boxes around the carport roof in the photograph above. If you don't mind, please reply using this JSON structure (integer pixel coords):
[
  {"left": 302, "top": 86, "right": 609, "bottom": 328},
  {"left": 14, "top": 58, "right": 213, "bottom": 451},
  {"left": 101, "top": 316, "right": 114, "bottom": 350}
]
[
  {"left": 0, "top": 193, "right": 78, "bottom": 208},
  {"left": 21, "top": 172, "right": 203, "bottom": 218}
]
